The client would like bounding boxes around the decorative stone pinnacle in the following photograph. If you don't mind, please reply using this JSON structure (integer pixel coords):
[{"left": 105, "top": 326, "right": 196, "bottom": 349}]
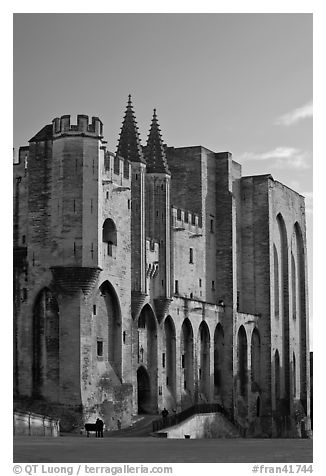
[
  {"left": 145, "top": 109, "right": 170, "bottom": 175},
  {"left": 116, "top": 96, "right": 145, "bottom": 164}
]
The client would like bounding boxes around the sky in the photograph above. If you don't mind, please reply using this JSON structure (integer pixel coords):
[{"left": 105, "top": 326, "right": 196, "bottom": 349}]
[{"left": 13, "top": 13, "right": 313, "bottom": 342}]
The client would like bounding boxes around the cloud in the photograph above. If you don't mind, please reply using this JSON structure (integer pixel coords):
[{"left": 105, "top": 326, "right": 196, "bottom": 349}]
[
  {"left": 238, "top": 147, "right": 310, "bottom": 170},
  {"left": 275, "top": 101, "right": 313, "bottom": 126}
]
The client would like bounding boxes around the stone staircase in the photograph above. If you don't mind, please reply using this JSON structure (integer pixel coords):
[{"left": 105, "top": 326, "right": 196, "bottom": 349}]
[{"left": 105, "top": 414, "right": 159, "bottom": 437}]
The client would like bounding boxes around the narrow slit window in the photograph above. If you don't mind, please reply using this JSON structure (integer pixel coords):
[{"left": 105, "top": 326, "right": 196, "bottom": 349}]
[
  {"left": 174, "top": 280, "right": 179, "bottom": 294},
  {"left": 189, "top": 248, "right": 193, "bottom": 264},
  {"left": 97, "top": 340, "right": 103, "bottom": 357}
]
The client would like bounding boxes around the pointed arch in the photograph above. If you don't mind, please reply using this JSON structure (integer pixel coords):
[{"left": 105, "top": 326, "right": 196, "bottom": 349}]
[
  {"left": 238, "top": 325, "right": 248, "bottom": 398},
  {"left": 198, "top": 321, "right": 210, "bottom": 399},
  {"left": 294, "top": 222, "right": 307, "bottom": 403},
  {"left": 137, "top": 366, "right": 151, "bottom": 414},
  {"left": 137, "top": 304, "right": 158, "bottom": 412},
  {"left": 98, "top": 280, "right": 122, "bottom": 377},
  {"left": 291, "top": 251, "right": 297, "bottom": 320},
  {"left": 251, "top": 328, "right": 261, "bottom": 386},
  {"left": 181, "top": 318, "right": 194, "bottom": 394},
  {"left": 214, "top": 323, "right": 224, "bottom": 395},
  {"left": 276, "top": 213, "right": 290, "bottom": 401},
  {"left": 292, "top": 352, "right": 297, "bottom": 398},
  {"left": 275, "top": 349, "right": 281, "bottom": 403},
  {"left": 163, "top": 315, "right": 176, "bottom": 396},
  {"left": 274, "top": 244, "right": 280, "bottom": 318}
]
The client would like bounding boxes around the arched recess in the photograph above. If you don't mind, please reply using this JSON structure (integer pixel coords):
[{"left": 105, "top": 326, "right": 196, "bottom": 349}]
[
  {"left": 198, "top": 321, "right": 210, "bottom": 400},
  {"left": 32, "top": 288, "right": 59, "bottom": 401},
  {"left": 163, "top": 316, "right": 176, "bottom": 397},
  {"left": 214, "top": 323, "right": 224, "bottom": 396},
  {"left": 180, "top": 318, "right": 194, "bottom": 394},
  {"left": 99, "top": 281, "right": 122, "bottom": 377},
  {"left": 237, "top": 325, "right": 248, "bottom": 398},
  {"left": 251, "top": 328, "right": 261, "bottom": 388},
  {"left": 294, "top": 222, "right": 307, "bottom": 404},
  {"left": 137, "top": 304, "right": 157, "bottom": 413},
  {"left": 137, "top": 366, "right": 151, "bottom": 414},
  {"left": 291, "top": 252, "right": 297, "bottom": 320},
  {"left": 274, "top": 244, "right": 280, "bottom": 318},
  {"left": 274, "top": 349, "right": 281, "bottom": 405},
  {"left": 276, "top": 213, "right": 290, "bottom": 402},
  {"left": 292, "top": 352, "right": 297, "bottom": 398},
  {"left": 102, "top": 218, "right": 117, "bottom": 256}
]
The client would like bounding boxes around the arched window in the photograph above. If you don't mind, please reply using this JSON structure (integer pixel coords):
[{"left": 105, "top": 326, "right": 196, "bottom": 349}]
[{"left": 102, "top": 218, "right": 117, "bottom": 256}]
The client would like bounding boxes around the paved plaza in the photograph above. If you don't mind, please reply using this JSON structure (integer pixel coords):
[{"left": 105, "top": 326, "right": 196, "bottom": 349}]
[{"left": 13, "top": 436, "right": 313, "bottom": 463}]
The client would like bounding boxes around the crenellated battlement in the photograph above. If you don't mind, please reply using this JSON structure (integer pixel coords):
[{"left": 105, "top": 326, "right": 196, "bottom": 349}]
[
  {"left": 52, "top": 114, "right": 103, "bottom": 138},
  {"left": 101, "top": 150, "right": 131, "bottom": 186},
  {"left": 171, "top": 206, "right": 202, "bottom": 234}
]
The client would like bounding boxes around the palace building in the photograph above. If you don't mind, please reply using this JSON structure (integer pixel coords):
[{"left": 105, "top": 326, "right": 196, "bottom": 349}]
[{"left": 13, "top": 96, "right": 311, "bottom": 437}]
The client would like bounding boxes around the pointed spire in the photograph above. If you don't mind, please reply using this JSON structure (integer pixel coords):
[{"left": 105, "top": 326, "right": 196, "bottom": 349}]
[
  {"left": 116, "top": 95, "right": 145, "bottom": 164},
  {"left": 145, "top": 109, "right": 170, "bottom": 175}
]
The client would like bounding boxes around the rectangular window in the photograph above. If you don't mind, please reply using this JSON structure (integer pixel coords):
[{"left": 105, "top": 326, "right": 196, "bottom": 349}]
[
  {"left": 93, "top": 305, "right": 97, "bottom": 315},
  {"left": 97, "top": 340, "right": 103, "bottom": 357},
  {"left": 128, "top": 199, "right": 130, "bottom": 209},
  {"left": 182, "top": 354, "right": 185, "bottom": 369},
  {"left": 162, "top": 353, "right": 165, "bottom": 368},
  {"left": 189, "top": 248, "right": 193, "bottom": 264},
  {"left": 210, "top": 219, "right": 214, "bottom": 232},
  {"left": 199, "top": 278, "right": 202, "bottom": 287},
  {"left": 174, "top": 280, "right": 179, "bottom": 294},
  {"left": 212, "top": 281, "right": 215, "bottom": 290}
]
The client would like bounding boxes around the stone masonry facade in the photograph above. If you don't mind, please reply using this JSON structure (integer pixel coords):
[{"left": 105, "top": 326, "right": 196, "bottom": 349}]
[{"left": 13, "top": 96, "right": 311, "bottom": 437}]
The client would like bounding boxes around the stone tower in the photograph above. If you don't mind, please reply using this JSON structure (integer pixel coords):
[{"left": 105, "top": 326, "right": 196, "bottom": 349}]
[
  {"left": 117, "top": 96, "right": 147, "bottom": 317},
  {"left": 144, "top": 109, "right": 172, "bottom": 320}
]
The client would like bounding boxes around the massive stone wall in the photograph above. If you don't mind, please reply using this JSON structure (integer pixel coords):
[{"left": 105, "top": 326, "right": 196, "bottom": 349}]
[{"left": 13, "top": 113, "right": 310, "bottom": 436}]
